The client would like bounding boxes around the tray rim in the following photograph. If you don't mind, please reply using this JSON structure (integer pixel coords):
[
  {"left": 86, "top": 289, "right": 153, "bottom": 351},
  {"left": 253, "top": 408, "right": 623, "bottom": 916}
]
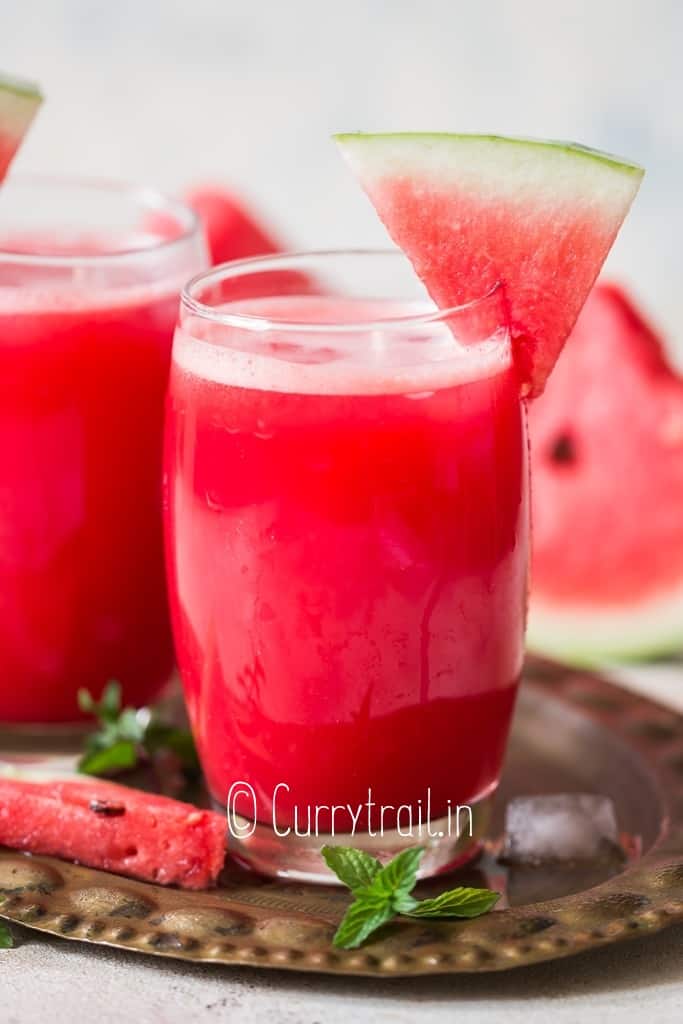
[{"left": 1, "top": 656, "right": 682, "bottom": 977}]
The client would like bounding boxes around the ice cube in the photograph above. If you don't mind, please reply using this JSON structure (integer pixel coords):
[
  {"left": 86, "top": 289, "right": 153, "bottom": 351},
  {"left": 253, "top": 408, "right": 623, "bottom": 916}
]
[{"left": 502, "top": 794, "right": 620, "bottom": 865}]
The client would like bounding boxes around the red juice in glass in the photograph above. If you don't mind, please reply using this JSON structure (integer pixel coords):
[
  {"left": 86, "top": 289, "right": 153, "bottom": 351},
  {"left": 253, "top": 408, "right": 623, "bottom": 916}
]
[
  {"left": 165, "top": 252, "right": 528, "bottom": 880},
  {"left": 0, "top": 178, "right": 206, "bottom": 722}
]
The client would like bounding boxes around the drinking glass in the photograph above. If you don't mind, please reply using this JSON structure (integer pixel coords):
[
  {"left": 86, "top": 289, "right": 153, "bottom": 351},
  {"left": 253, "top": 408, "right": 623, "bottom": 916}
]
[
  {"left": 165, "top": 250, "right": 528, "bottom": 881},
  {"left": 0, "top": 177, "right": 207, "bottom": 723}
]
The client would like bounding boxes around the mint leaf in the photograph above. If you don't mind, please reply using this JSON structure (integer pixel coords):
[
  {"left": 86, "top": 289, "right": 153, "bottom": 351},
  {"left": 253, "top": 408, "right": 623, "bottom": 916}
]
[
  {"left": 405, "top": 886, "right": 500, "bottom": 918},
  {"left": 114, "top": 708, "right": 147, "bottom": 745},
  {"left": 78, "top": 740, "right": 138, "bottom": 776},
  {"left": 78, "top": 681, "right": 122, "bottom": 723},
  {"left": 321, "top": 846, "right": 382, "bottom": 893},
  {"left": 369, "top": 847, "right": 424, "bottom": 906},
  {"left": 332, "top": 894, "right": 395, "bottom": 949},
  {"left": 100, "top": 681, "right": 124, "bottom": 721},
  {"left": 77, "top": 689, "right": 96, "bottom": 715},
  {"left": 0, "top": 920, "right": 13, "bottom": 949},
  {"left": 392, "top": 891, "right": 420, "bottom": 914}
]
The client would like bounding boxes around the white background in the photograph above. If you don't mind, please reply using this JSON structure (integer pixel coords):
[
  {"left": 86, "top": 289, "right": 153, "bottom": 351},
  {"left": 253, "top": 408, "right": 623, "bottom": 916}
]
[{"left": 4, "top": 0, "right": 682, "bottom": 349}]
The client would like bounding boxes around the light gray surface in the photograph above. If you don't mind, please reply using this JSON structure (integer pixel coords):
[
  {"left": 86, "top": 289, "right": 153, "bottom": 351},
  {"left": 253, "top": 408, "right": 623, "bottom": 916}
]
[
  {"left": 3, "top": 920, "right": 683, "bottom": 1024},
  {"left": 2, "top": 663, "right": 682, "bottom": 1022}
]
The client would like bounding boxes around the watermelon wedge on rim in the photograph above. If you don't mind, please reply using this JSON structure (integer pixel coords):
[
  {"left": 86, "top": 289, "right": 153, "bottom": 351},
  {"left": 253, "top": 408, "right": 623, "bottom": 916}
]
[
  {"left": 334, "top": 133, "right": 643, "bottom": 396},
  {"left": 0, "top": 73, "right": 42, "bottom": 181}
]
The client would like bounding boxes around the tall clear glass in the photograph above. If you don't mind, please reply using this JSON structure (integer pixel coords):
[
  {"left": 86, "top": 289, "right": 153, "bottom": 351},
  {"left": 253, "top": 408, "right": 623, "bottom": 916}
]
[
  {"left": 165, "top": 250, "right": 528, "bottom": 881},
  {"left": 0, "top": 177, "right": 207, "bottom": 723}
]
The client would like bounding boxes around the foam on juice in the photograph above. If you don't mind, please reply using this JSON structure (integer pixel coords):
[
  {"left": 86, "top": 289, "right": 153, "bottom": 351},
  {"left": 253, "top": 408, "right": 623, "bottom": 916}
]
[
  {"left": 0, "top": 231, "right": 193, "bottom": 314},
  {"left": 173, "top": 295, "right": 512, "bottom": 397}
]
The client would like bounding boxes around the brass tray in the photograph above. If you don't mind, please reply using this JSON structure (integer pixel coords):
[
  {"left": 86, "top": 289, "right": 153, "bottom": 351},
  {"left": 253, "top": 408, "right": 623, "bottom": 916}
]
[{"left": 1, "top": 659, "right": 682, "bottom": 977}]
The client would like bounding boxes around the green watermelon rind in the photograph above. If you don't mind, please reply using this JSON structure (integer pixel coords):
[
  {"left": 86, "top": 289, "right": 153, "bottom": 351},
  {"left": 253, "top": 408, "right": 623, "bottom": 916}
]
[
  {"left": 333, "top": 132, "right": 644, "bottom": 179},
  {"left": 0, "top": 72, "right": 43, "bottom": 179},
  {"left": 0, "top": 72, "right": 42, "bottom": 103},
  {"left": 527, "top": 591, "right": 683, "bottom": 665}
]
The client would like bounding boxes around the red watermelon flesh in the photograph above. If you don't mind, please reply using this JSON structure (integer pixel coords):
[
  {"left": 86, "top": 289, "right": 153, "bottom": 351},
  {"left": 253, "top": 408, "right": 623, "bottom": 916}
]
[
  {"left": 0, "top": 74, "right": 42, "bottom": 181},
  {"left": 528, "top": 283, "right": 683, "bottom": 661},
  {"left": 0, "top": 777, "right": 226, "bottom": 889},
  {"left": 335, "top": 134, "right": 643, "bottom": 396},
  {"left": 184, "top": 185, "right": 281, "bottom": 265}
]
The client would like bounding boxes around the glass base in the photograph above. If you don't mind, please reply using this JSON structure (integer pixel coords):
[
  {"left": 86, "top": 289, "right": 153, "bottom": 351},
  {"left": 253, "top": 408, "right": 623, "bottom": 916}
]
[{"left": 223, "top": 789, "right": 495, "bottom": 884}]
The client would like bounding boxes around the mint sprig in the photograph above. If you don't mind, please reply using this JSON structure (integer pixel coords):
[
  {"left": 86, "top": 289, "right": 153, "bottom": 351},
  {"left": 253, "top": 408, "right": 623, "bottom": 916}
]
[
  {"left": 77, "top": 682, "right": 199, "bottom": 786},
  {"left": 0, "top": 919, "right": 13, "bottom": 949},
  {"left": 322, "top": 845, "right": 500, "bottom": 949}
]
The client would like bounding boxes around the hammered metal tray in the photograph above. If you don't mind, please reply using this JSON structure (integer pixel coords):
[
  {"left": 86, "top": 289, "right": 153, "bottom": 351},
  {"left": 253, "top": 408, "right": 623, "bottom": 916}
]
[{"left": 1, "top": 659, "right": 682, "bottom": 976}]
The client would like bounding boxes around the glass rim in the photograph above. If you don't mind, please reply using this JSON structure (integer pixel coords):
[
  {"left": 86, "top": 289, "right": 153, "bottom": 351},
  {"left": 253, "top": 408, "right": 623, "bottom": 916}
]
[
  {"left": 0, "top": 174, "right": 201, "bottom": 266},
  {"left": 181, "top": 249, "right": 503, "bottom": 334}
]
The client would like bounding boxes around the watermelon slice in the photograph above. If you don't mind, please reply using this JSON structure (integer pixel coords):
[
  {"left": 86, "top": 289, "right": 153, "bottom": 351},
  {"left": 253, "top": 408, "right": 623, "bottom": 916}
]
[
  {"left": 184, "top": 185, "right": 280, "bottom": 265},
  {"left": 0, "top": 73, "right": 42, "bottom": 181},
  {"left": 0, "top": 777, "right": 226, "bottom": 889},
  {"left": 334, "top": 133, "right": 643, "bottom": 396},
  {"left": 528, "top": 283, "right": 683, "bottom": 662}
]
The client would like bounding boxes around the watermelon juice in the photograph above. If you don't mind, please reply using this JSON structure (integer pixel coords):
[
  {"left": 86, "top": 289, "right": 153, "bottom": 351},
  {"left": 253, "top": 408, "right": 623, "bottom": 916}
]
[
  {"left": 165, "top": 252, "right": 528, "bottom": 879},
  {"left": 0, "top": 179, "right": 207, "bottom": 722}
]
